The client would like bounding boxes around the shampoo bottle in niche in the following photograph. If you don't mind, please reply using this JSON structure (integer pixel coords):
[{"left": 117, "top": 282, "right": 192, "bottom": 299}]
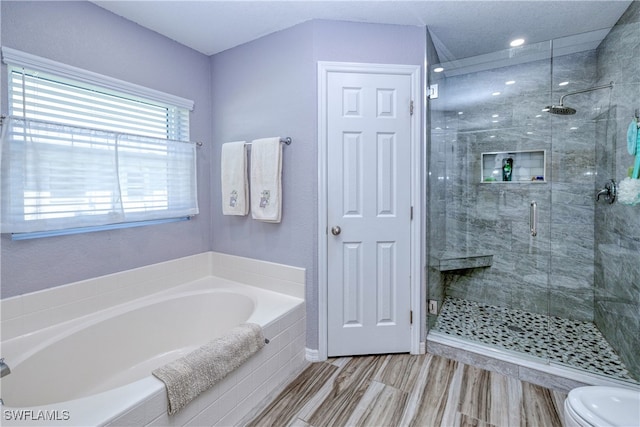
[{"left": 502, "top": 158, "right": 513, "bottom": 181}]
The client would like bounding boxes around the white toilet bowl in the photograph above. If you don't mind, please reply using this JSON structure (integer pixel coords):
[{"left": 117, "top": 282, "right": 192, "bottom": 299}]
[{"left": 564, "top": 386, "right": 640, "bottom": 427}]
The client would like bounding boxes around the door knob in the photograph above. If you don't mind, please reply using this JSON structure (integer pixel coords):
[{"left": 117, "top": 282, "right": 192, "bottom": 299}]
[{"left": 331, "top": 226, "right": 341, "bottom": 236}]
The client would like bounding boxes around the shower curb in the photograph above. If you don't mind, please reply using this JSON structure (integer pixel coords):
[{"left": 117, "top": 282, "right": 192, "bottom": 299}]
[{"left": 427, "top": 332, "right": 640, "bottom": 393}]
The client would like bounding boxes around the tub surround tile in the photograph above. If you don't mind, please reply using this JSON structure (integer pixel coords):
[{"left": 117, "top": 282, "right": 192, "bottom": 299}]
[
  {"left": 0, "top": 295, "right": 23, "bottom": 321},
  {"left": 209, "top": 252, "right": 305, "bottom": 299},
  {"left": 1, "top": 251, "right": 305, "bottom": 341}
]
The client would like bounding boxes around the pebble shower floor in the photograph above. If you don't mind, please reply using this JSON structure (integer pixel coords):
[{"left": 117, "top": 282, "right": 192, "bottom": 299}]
[{"left": 433, "top": 296, "right": 637, "bottom": 383}]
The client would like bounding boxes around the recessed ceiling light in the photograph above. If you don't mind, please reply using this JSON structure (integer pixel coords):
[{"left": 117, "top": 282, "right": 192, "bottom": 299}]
[
  {"left": 492, "top": 91, "right": 501, "bottom": 96},
  {"left": 492, "top": 114, "right": 499, "bottom": 118},
  {"left": 510, "top": 38, "right": 525, "bottom": 47},
  {"left": 434, "top": 67, "right": 444, "bottom": 73},
  {"left": 490, "top": 135, "right": 496, "bottom": 138},
  {"left": 535, "top": 114, "right": 542, "bottom": 118},
  {"left": 492, "top": 120, "right": 499, "bottom": 123},
  {"left": 458, "top": 111, "right": 464, "bottom": 115},
  {"left": 570, "top": 126, "right": 578, "bottom": 130},
  {"left": 559, "top": 81, "right": 569, "bottom": 86},
  {"left": 505, "top": 80, "right": 516, "bottom": 85}
]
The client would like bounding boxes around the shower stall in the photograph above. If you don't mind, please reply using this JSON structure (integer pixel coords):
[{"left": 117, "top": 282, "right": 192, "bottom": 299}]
[{"left": 426, "top": 2, "right": 639, "bottom": 386}]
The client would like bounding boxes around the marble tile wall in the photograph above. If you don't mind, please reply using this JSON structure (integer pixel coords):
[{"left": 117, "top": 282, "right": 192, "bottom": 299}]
[
  {"left": 428, "top": 1, "right": 639, "bottom": 381},
  {"left": 432, "top": 48, "right": 600, "bottom": 321},
  {"left": 593, "top": 0, "right": 640, "bottom": 381}
]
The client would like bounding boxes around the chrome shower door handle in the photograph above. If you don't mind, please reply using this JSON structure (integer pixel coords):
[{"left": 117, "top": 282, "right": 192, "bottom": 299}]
[{"left": 530, "top": 201, "right": 537, "bottom": 237}]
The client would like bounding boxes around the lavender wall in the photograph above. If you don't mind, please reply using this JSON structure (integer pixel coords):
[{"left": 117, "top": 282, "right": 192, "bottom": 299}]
[
  {"left": 0, "top": 2, "right": 425, "bottom": 352},
  {"left": 210, "top": 20, "right": 424, "bottom": 350},
  {"left": 0, "top": 1, "right": 212, "bottom": 298},
  {"left": 210, "top": 21, "right": 318, "bottom": 346}
]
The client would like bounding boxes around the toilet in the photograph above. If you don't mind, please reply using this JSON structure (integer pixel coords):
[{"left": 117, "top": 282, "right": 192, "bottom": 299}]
[{"left": 564, "top": 386, "right": 640, "bottom": 427}]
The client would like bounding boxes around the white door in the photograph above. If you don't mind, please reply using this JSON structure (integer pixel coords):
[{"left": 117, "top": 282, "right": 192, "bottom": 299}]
[{"left": 326, "top": 70, "right": 413, "bottom": 357}]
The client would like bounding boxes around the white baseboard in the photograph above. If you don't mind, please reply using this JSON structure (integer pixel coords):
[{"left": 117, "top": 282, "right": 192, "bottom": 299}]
[{"left": 305, "top": 347, "right": 324, "bottom": 362}]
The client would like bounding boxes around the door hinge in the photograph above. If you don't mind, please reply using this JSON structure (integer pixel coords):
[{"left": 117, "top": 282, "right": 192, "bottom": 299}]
[
  {"left": 410, "top": 100, "right": 414, "bottom": 116},
  {"left": 410, "top": 206, "right": 414, "bottom": 220},
  {"left": 428, "top": 84, "right": 439, "bottom": 99},
  {"left": 410, "top": 310, "right": 413, "bottom": 324}
]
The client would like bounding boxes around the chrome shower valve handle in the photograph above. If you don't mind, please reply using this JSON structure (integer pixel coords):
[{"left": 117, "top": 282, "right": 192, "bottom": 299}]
[{"left": 596, "top": 179, "right": 617, "bottom": 204}]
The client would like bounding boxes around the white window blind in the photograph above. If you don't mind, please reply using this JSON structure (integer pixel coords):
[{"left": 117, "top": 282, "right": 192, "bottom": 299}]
[{"left": 1, "top": 55, "right": 198, "bottom": 234}]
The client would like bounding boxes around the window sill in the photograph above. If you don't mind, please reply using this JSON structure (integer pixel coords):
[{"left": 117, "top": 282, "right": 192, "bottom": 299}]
[{"left": 8, "top": 216, "right": 192, "bottom": 241}]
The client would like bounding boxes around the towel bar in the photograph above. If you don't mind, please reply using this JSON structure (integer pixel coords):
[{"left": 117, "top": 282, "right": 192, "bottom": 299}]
[{"left": 245, "top": 137, "right": 291, "bottom": 146}]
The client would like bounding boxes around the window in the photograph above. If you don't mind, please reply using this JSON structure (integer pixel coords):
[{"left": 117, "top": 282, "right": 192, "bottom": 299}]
[{"left": 1, "top": 48, "right": 198, "bottom": 235}]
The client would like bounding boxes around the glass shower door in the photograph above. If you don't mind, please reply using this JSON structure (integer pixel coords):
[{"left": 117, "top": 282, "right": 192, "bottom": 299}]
[
  {"left": 427, "top": 34, "right": 555, "bottom": 364},
  {"left": 547, "top": 26, "right": 640, "bottom": 383},
  {"left": 428, "top": 20, "right": 640, "bottom": 384}
]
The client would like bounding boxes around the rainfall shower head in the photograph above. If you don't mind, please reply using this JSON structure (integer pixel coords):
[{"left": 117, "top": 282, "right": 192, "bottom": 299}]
[
  {"left": 545, "top": 104, "right": 577, "bottom": 115},
  {"left": 544, "top": 82, "right": 613, "bottom": 116}
]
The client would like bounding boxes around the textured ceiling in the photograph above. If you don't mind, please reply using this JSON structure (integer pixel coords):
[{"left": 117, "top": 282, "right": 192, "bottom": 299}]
[{"left": 91, "top": 1, "right": 633, "bottom": 60}]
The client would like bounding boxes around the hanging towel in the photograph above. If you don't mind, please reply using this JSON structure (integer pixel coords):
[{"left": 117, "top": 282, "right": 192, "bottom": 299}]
[
  {"left": 627, "top": 118, "right": 638, "bottom": 156},
  {"left": 250, "top": 137, "right": 283, "bottom": 222},
  {"left": 628, "top": 119, "right": 640, "bottom": 179},
  {"left": 221, "top": 141, "right": 249, "bottom": 215}
]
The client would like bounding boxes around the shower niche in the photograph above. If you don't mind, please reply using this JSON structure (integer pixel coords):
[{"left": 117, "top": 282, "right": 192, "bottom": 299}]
[{"left": 481, "top": 150, "right": 546, "bottom": 183}]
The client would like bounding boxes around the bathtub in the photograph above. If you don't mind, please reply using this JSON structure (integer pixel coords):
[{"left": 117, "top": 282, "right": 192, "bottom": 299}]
[{"left": 0, "top": 252, "right": 307, "bottom": 426}]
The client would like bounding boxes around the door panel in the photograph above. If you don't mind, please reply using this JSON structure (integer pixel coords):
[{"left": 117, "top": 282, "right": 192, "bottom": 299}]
[{"left": 327, "top": 71, "right": 412, "bottom": 356}]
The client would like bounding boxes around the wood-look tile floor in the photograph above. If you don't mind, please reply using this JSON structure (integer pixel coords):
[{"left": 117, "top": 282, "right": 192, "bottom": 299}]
[{"left": 247, "top": 354, "right": 567, "bottom": 427}]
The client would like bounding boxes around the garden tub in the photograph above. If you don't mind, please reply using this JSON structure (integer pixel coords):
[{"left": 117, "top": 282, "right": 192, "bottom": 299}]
[{"left": 0, "top": 253, "right": 307, "bottom": 426}]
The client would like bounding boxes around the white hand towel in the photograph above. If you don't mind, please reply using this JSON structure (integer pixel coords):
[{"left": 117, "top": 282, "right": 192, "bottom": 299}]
[
  {"left": 221, "top": 141, "right": 249, "bottom": 216},
  {"left": 250, "top": 137, "right": 282, "bottom": 223}
]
